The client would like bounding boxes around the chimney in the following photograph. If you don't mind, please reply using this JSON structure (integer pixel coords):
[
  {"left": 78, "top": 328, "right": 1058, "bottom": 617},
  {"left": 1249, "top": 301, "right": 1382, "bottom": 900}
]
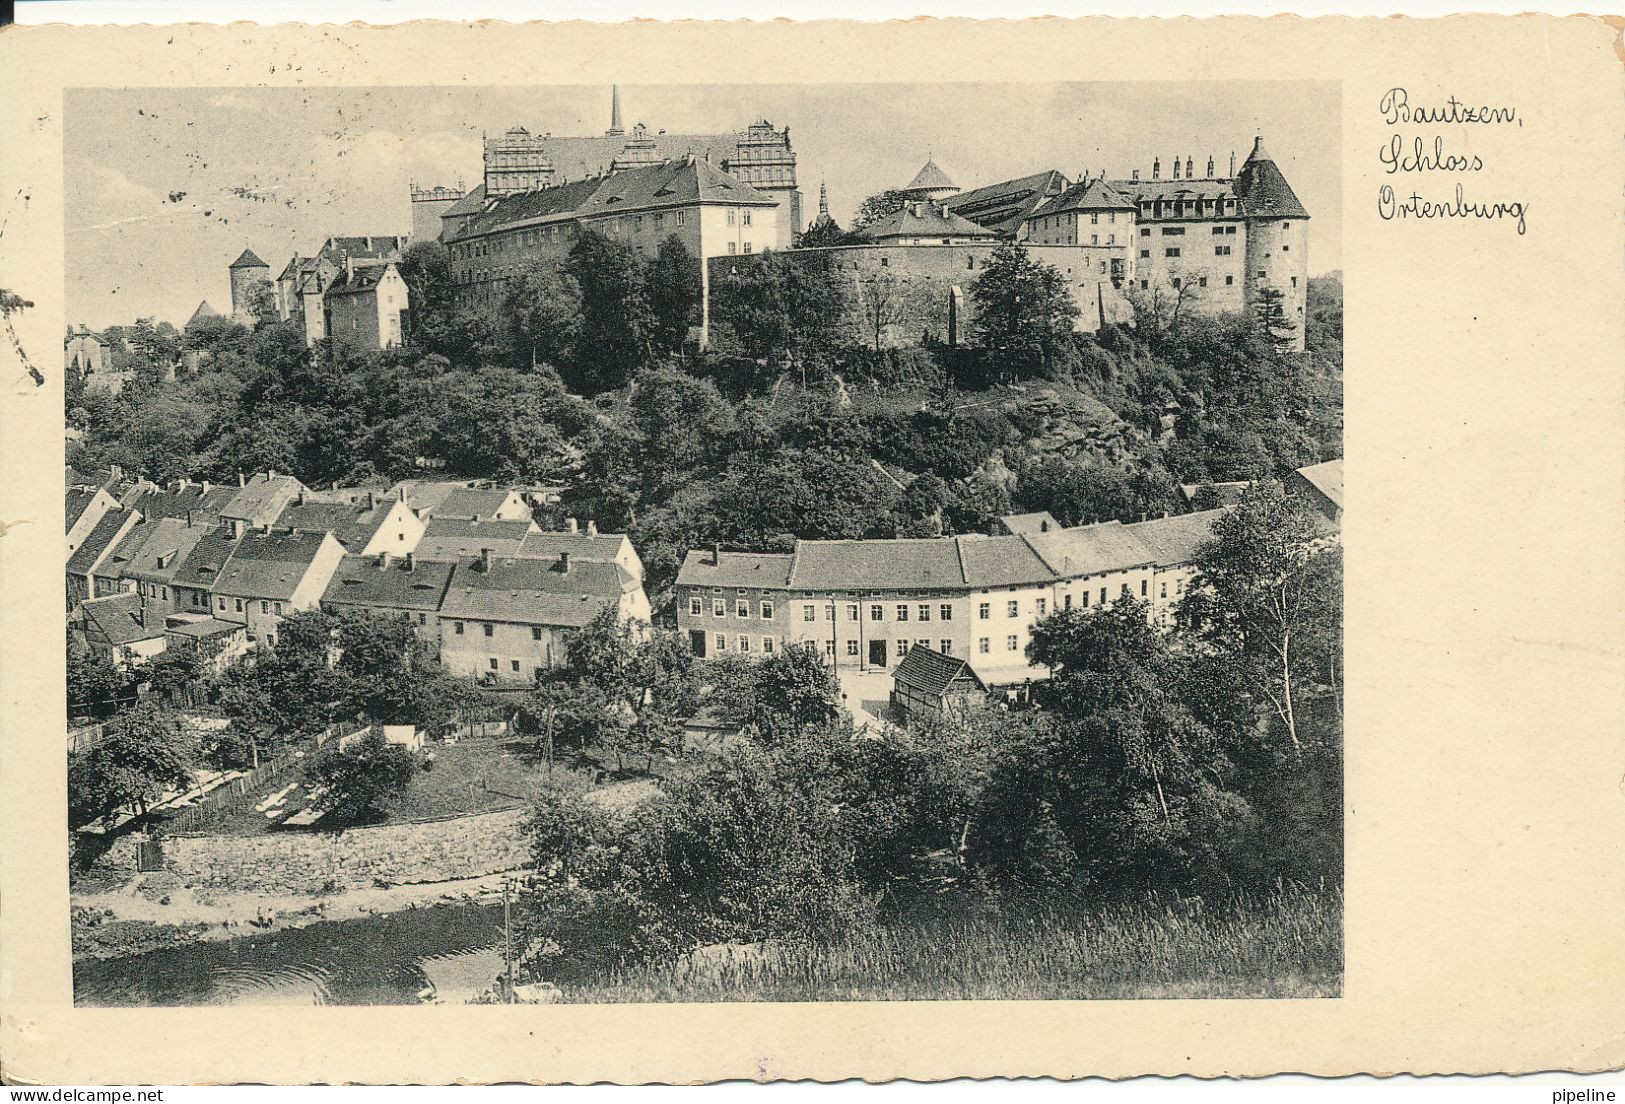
[
  {"left": 480, "top": 547, "right": 493, "bottom": 572},
  {"left": 186, "top": 509, "right": 194, "bottom": 527},
  {"left": 1206, "top": 155, "right": 1215, "bottom": 178},
  {"left": 238, "top": 472, "right": 246, "bottom": 487},
  {"left": 377, "top": 551, "right": 391, "bottom": 568},
  {"left": 404, "top": 552, "right": 415, "bottom": 572},
  {"left": 230, "top": 518, "right": 245, "bottom": 538},
  {"left": 261, "top": 521, "right": 272, "bottom": 535},
  {"left": 365, "top": 491, "right": 376, "bottom": 510},
  {"left": 1229, "top": 150, "right": 1237, "bottom": 176},
  {"left": 1186, "top": 156, "right": 1194, "bottom": 178},
  {"left": 1132, "top": 168, "right": 1140, "bottom": 181},
  {"left": 566, "top": 517, "right": 578, "bottom": 534},
  {"left": 397, "top": 485, "right": 406, "bottom": 502},
  {"left": 586, "top": 520, "right": 597, "bottom": 537},
  {"left": 295, "top": 490, "right": 305, "bottom": 506},
  {"left": 712, "top": 542, "right": 721, "bottom": 566},
  {"left": 1152, "top": 158, "right": 1160, "bottom": 180},
  {"left": 559, "top": 551, "right": 571, "bottom": 574},
  {"left": 1172, "top": 156, "right": 1180, "bottom": 180},
  {"left": 201, "top": 480, "right": 211, "bottom": 494},
  {"left": 268, "top": 469, "right": 277, "bottom": 480}
]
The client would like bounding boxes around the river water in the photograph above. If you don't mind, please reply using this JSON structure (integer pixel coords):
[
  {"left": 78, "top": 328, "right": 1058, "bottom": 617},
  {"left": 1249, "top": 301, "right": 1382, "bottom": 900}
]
[{"left": 75, "top": 904, "right": 507, "bottom": 1006}]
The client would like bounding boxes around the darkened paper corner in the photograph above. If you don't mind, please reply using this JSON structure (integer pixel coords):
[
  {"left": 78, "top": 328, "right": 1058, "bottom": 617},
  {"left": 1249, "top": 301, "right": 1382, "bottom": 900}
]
[{"left": 1, "top": 14, "right": 1622, "bottom": 1086}]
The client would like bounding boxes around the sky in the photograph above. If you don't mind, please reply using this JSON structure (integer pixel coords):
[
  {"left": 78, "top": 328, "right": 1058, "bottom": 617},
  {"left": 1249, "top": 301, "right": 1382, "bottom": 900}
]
[{"left": 65, "top": 82, "right": 1341, "bottom": 329}]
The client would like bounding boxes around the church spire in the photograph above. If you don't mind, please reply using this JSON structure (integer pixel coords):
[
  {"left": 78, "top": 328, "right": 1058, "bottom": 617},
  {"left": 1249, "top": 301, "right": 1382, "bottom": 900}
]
[
  {"left": 606, "top": 84, "right": 624, "bottom": 137},
  {"left": 818, "top": 178, "right": 830, "bottom": 222}
]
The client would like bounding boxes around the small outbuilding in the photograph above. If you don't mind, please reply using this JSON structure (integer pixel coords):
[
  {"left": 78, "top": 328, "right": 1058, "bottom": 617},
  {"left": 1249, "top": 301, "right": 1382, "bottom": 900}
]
[{"left": 889, "top": 644, "right": 988, "bottom": 720}]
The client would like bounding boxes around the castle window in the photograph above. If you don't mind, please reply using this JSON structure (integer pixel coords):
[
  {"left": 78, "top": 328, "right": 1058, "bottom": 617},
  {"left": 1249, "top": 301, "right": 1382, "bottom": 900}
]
[
  {"left": 1172, "top": 277, "right": 1182, "bottom": 288},
  {"left": 1282, "top": 244, "right": 1289, "bottom": 252},
  {"left": 880, "top": 257, "right": 889, "bottom": 267},
  {"left": 726, "top": 209, "right": 736, "bottom": 226},
  {"left": 1091, "top": 234, "right": 1099, "bottom": 245},
  {"left": 1165, "top": 247, "right": 1181, "bottom": 258},
  {"left": 967, "top": 256, "right": 975, "bottom": 269},
  {"left": 1258, "top": 270, "right": 1267, "bottom": 278},
  {"left": 1291, "top": 276, "right": 1299, "bottom": 287},
  {"left": 1140, "top": 249, "right": 1150, "bottom": 259},
  {"left": 1140, "top": 227, "right": 1150, "bottom": 237},
  {"left": 742, "top": 210, "right": 752, "bottom": 226},
  {"left": 1226, "top": 275, "right": 1234, "bottom": 285},
  {"left": 1212, "top": 226, "right": 1225, "bottom": 235},
  {"left": 1226, "top": 225, "right": 1237, "bottom": 235},
  {"left": 1140, "top": 279, "right": 1149, "bottom": 290},
  {"left": 1162, "top": 227, "right": 1185, "bottom": 236},
  {"left": 1199, "top": 276, "right": 1208, "bottom": 287},
  {"left": 1215, "top": 245, "right": 1232, "bottom": 256},
  {"left": 727, "top": 242, "right": 737, "bottom": 255}
]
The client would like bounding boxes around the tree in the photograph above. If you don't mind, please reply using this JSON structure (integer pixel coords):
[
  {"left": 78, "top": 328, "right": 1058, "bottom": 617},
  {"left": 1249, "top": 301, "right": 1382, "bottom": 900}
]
[
  {"left": 712, "top": 642, "right": 842, "bottom": 744},
  {"left": 243, "top": 277, "right": 279, "bottom": 327},
  {"left": 566, "top": 231, "right": 653, "bottom": 394},
  {"left": 335, "top": 611, "right": 476, "bottom": 732},
  {"left": 304, "top": 729, "right": 420, "bottom": 826},
  {"left": 968, "top": 242, "right": 1079, "bottom": 377},
  {"left": 67, "top": 637, "right": 130, "bottom": 718},
  {"left": 797, "top": 218, "right": 852, "bottom": 248},
  {"left": 69, "top": 702, "right": 198, "bottom": 827},
  {"left": 1178, "top": 480, "right": 1340, "bottom": 751},
  {"left": 1254, "top": 285, "right": 1296, "bottom": 349},
  {"left": 853, "top": 188, "right": 909, "bottom": 228},
  {"left": 852, "top": 273, "right": 930, "bottom": 353},
  {"left": 397, "top": 240, "right": 496, "bottom": 365},
  {"left": 645, "top": 236, "right": 704, "bottom": 353},
  {"left": 503, "top": 261, "right": 582, "bottom": 371}
]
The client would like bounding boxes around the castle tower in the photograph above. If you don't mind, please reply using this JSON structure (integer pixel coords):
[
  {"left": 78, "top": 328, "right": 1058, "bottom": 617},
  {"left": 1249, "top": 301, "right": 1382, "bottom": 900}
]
[
  {"left": 484, "top": 126, "right": 555, "bottom": 197},
  {"left": 410, "top": 182, "right": 466, "bottom": 244},
  {"left": 724, "top": 120, "right": 802, "bottom": 249},
  {"left": 1235, "top": 135, "right": 1310, "bottom": 350},
  {"left": 901, "top": 157, "right": 957, "bottom": 203},
  {"left": 606, "top": 84, "right": 624, "bottom": 138},
  {"left": 227, "top": 248, "right": 269, "bottom": 321}
]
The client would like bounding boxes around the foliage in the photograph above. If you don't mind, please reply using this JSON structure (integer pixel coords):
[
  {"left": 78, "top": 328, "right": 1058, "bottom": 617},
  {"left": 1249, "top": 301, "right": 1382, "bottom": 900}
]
[
  {"left": 853, "top": 189, "right": 910, "bottom": 228},
  {"left": 502, "top": 261, "right": 582, "bottom": 372},
  {"left": 303, "top": 728, "right": 421, "bottom": 826},
  {"left": 565, "top": 231, "right": 654, "bottom": 394},
  {"left": 67, "top": 637, "right": 132, "bottom": 718},
  {"left": 68, "top": 702, "right": 197, "bottom": 828},
  {"left": 645, "top": 236, "right": 704, "bottom": 353},
  {"left": 709, "top": 642, "right": 843, "bottom": 744},
  {"left": 968, "top": 242, "right": 1080, "bottom": 377}
]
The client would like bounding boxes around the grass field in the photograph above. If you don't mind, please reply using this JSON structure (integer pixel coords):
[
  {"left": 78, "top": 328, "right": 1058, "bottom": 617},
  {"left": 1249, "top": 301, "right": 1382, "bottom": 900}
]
[{"left": 556, "top": 885, "right": 1341, "bottom": 1003}]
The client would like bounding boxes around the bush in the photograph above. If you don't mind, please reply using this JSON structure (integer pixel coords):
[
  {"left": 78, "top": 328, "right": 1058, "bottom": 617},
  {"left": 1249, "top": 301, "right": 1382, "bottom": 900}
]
[{"left": 304, "top": 730, "right": 420, "bottom": 827}]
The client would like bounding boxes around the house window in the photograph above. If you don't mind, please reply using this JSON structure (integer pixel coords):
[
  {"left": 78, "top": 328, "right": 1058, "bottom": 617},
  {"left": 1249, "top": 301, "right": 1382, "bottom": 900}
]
[
  {"left": 455, "top": 621, "right": 465, "bottom": 634},
  {"left": 895, "top": 639, "right": 909, "bottom": 657},
  {"left": 1215, "top": 245, "right": 1232, "bottom": 256},
  {"left": 978, "top": 637, "right": 990, "bottom": 654},
  {"left": 1173, "top": 277, "right": 1182, "bottom": 289},
  {"left": 743, "top": 242, "right": 753, "bottom": 255},
  {"left": 690, "top": 596, "right": 703, "bottom": 616},
  {"left": 1006, "top": 600, "right": 1019, "bottom": 617},
  {"left": 511, "top": 659, "right": 521, "bottom": 672},
  {"left": 1099, "top": 587, "right": 1107, "bottom": 603},
  {"left": 846, "top": 640, "right": 859, "bottom": 657},
  {"left": 1064, "top": 593, "right": 1073, "bottom": 609},
  {"left": 918, "top": 604, "right": 931, "bottom": 622},
  {"left": 761, "top": 600, "right": 775, "bottom": 619},
  {"left": 1291, "top": 276, "right": 1299, "bottom": 287},
  {"left": 739, "top": 635, "right": 751, "bottom": 653},
  {"left": 1140, "top": 227, "right": 1150, "bottom": 236},
  {"left": 1091, "top": 234, "right": 1099, "bottom": 245},
  {"left": 825, "top": 605, "right": 835, "bottom": 621},
  {"left": 824, "top": 640, "right": 836, "bottom": 657},
  {"left": 532, "top": 626, "right": 543, "bottom": 640},
  {"left": 870, "top": 604, "right": 884, "bottom": 621},
  {"left": 896, "top": 605, "right": 909, "bottom": 621},
  {"left": 939, "top": 604, "right": 953, "bottom": 621},
  {"left": 235, "top": 599, "right": 244, "bottom": 613},
  {"left": 1122, "top": 583, "right": 1131, "bottom": 597},
  {"left": 676, "top": 210, "right": 685, "bottom": 226},
  {"left": 1160, "top": 581, "right": 1168, "bottom": 599},
  {"left": 1036, "top": 597, "right": 1047, "bottom": 615},
  {"left": 715, "top": 633, "right": 727, "bottom": 652},
  {"left": 736, "top": 600, "right": 749, "bottom": 618},
  {"left": 1199, "top": 277, "right": 1208, "bottom": 287},
  {"left": 803, "top": 605, "right": 816, "bottom": 622},
  {"left": 488, "top": 658, "right": 498, "bottom": 671},
  {"left": 274, "top": 602, "right": 283, "bottom": 614},
  {"left": 418, "top": 613, "right": 428, "bottom": 625},
  {"left": 742, "top": 210, "right": 752, "bottom": 226},
  {"left": 260, "top": 600, "right": 269, "bottom": 614},
  {"left": 1141, "top": 579, "right": 1149, "bottom": 596},
  {"left": 726, "top": 209, "right": 736, "bottom": 226},
  {"left": 1140, "top": 249, "right": 1150, "bottom": 259},
  {"left": 217, "top": 598, "right": 226, "bottom": 611},
  {"left": 1225, "top": 275, "right": 1234, "bottom": 286},
  {"left": 763, "top": 637, "right": 776, "bottom": 654},
  {"left": 1165, "top": 247, "right": 1181, "bottom": 258},
  {"left": 880, "top": 257, "right": 888, "bottom": 267},
  {"left": 1140, "top": 279, "right": 1149, "bottom": 290},
  {"left": 978, "top": 602, "right": 990, "bottom": 619},
  {"left": 714, "top": 599, "right": 726, "bottom": 617},
  {"left": 1007, "top": 635, "right": 1019, "bottom": 651},
  {"left": 727, "top": 242, "right": 737, "bottom": 255},
  {"left": 1081, "top": 591, "right": 1090, "bottom": 607},
  {"left": 482, "top": 623, "right": 493, "bottom": 637},
  {"left": 1283, "top": 244, "right": 1290, "bottom": 252}
]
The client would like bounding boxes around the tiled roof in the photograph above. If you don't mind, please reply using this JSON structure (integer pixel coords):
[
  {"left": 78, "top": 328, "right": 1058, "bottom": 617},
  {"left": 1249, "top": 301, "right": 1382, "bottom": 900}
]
[
  {"left": 415, "top": 517, "right": 538, "bottom": 561},
  {"left": 1234, "top": 137, "right": 1309, "bottom": 219},
  {"left": 122, "top": 517, "right": 217, "bottom": 585},
  {"left": 94, "top": 519, "right": 159, "bottom": 582},
  {"left": 68, "top": 509, "right": 137, "bottom": 575},
  {"left": 274, "top": 497, "right": 398, "bottom": 551},
  {"left": 518, "top": 530, "right": 632, "bottom": 563},
  {"left": 789, "top": 539, "right": 967, "bottom": 592},
  {"left": 905, "top": 159, "right": 956, "bottom": 192},
  {"left": 213, "top": 529, "right": 336, "bottom": 601},
  {"left": 1177, "top": 481, "right": 1252, "bottom": 507},
  {"left": 998, "top": 511, "right": 1061, "bottom": 537},
  {"left": 319, "top": 237, "right": 408, "bottom": 264},
  {"left": 229, "top": 248, "right": 267, "bottom": 269},
  {"left": 523, "top": 131, "right": 740, "bottom": 185},
  {"left": 439, "top": 556, "right": 629, "bottom": 628},
  {"left": 441, "top": 184, "right": 488, "bottom": 219},
  {"left": 124, "top": 484, "right": 237, "bottom": 523},
  {"left": 171, "top": 526, "right": 240, "bottom": 590},
  {"left": 324, "top": 262, "right": 396, "bottom": 298},
  {"left": 1293, "top": 459, "right": 1343, "bottom": 511},
  {"left": 955, "top": 535, "right": 1055, "bottom": 588},
  {"left": 66, "top": 489, "right": 106, "bottom": 532},
  {"left": 81, "top": 593, "right": 164, "bottom": 646},
  {"left": 323, "top": 554, "right": 456, "bottom": 613},
  {"left": 857, "top": 202, "right": 997, "bottom": 242},
  {"left": 386, "top": 479, "right": 478, "bottom": 517},
  {"left": 1030, "top": 176, "right": 1139, "bottom": 218},
  {"left": 1019, "top": 520, "right": 1155, "bottom": 579},
  {"left": 1122, "top": 509, "right": 1229, "bottom": 568},
  {"left": 1107, "top": 177, "right": 1242, "bottom": 209},
  {"left": 185, "top": 300, "right": 219, "bottom": 327},
  {"left": 676, "top": 549, "right": 794, "bottom": 589},
  {"left": 946, "top": 170, "right": 1070, "bottom": 236},
  {"left": 165, "top": 616, "right": 243, "bottom": 640},
  {"left": 893, "top": 644, "right": 984, "bottom": 696},
  {"left": 220, "top": 474, "right": 305, "bottom": 525},
  {"left": 436, "top": 488, "right": 518, "bottom": 520}
]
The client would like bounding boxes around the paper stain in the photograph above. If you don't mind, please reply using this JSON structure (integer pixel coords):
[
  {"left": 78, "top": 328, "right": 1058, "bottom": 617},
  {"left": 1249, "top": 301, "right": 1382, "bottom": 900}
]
[{"left": 0, "top": 519, "right": 32, "bottom": 539}]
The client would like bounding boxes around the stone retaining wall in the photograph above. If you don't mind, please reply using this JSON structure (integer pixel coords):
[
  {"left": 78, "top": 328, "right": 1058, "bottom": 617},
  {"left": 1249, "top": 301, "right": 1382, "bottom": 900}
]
[{"left": 102, "top": 806, "right": 532, "bottom": 894}]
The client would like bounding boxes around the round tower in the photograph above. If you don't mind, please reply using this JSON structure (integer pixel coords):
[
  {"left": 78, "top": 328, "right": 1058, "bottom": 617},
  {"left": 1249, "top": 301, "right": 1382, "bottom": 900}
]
[
  {"left": 227, "top": 248, "right": 270, "bottom": 320},
  {"left": 1235, "top": 136, "right": 1310, "bottom": 350},
  {"left": 901, "top": 157, "right": 957, "bottom": 203}
]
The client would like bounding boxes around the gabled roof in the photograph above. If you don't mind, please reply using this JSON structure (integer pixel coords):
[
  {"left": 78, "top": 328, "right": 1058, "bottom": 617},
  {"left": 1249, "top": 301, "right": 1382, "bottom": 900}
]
[
  {"left": 441, "top": 183, "right": 489, "bottom": 219},
  {"left": 67, "top": 508, "right": 138, "bottom": 576},
  {"left": 171, "top": 526, "right": 241, "bottom": 590},
  {"left": 66, "top": 488, "right": 111, "bottom": 533},
  {"left": 415, "top": 517, "right": 539, "bottom": 561},
  {"left": 186, "top": 300, "right": 219, "bottom": 328},
  {"left": 213, "top": 529, "right": 338, "bottom": 601},
  {"left": 324, "top": 262, "right": 400, "bottom": 298},
  {"left": 81, "top": 593, "right": 164, "bottom": 647},
  {"left": 124, "top": 483, "right": 237, "bottom": 524},
  {"left": 857, "top": 202, "right": 998, "bottom": 243},
  {"left": 274, "top": 496, "right": 403, "bottom": 552},
  {"left": 790, "top": 539, "right": 967, "bottom": 591},
  {"left": 165, "top": 616, "right": 244, "bottom": 640},
  {"left": 386, "top": 479, "right": 479, "bottom": 517},
  {"left": 1122, "top": 509, "right": 1229, "bottom": 568},
  {"left": 1030, "top": 176, "right": 1139, "bottom": 219},
  {"left": 676, "top": 549, "right": 795, "bottom": 590},
  {"left": 317, "top": 236, "right": 408, "bottom": 265},
  {"left": 893, "top": 644, "right": 985, "bottom": 696},
  {"left": 436, "top": 488, "right": 520, "bottom": 521},
  {"left": 1233, "top": 136, "right": 1309, "bottom": 219},
  {"left": 1019, "top": 520, "right": 1155, "bottom": 579},
  {"left": 998, "top": 511, "right": 1062, "bottom": 537},
  {"left": 518, "top": 530, "right": 633, "bottom": 563},
  {"left": 1291, "top": 458, "right": 1343, "bottom": 511},
  {"left": 121, "top": 516, "right": 217, "bottom": 585},
  {"left": 94, "top": 518, "right": 159, "bottom": 582},
  {"left": 509, "top": 129, "right": 742, "bottom": 186},
  {"left": 229, "top": 248, "right": 267, "bottom": 269},
  {"left": 220, "top": 473, "right": 306, "bottom": 525},
  {"left": 323, "top": 553, "right": 457, "bottom": 613},
  {"left": 954, "top": 535, "right": 1055, "bottom": 588},
  {"left": 439, "top": 555, "right": 631, "bottom": 628},
  {"left": 904, "top": 159, "right": 956, "bottom": 193}
]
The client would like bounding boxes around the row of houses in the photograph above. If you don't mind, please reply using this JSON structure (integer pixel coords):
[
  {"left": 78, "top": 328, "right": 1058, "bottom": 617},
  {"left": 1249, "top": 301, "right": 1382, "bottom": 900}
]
[{"left": 65, "top": 469, "right": 649, "bottom": 688}]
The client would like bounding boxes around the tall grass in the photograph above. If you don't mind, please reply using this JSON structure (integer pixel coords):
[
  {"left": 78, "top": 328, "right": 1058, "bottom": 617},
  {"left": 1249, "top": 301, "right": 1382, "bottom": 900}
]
[{"left": 558, "top": 885, "right": 1341, "bottom": 1003}]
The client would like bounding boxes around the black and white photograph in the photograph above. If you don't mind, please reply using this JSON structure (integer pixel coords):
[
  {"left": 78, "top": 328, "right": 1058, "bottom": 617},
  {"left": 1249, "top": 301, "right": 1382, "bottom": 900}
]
[{"left": 60, "top": 80, "right": 1343, "bottom": 1007}]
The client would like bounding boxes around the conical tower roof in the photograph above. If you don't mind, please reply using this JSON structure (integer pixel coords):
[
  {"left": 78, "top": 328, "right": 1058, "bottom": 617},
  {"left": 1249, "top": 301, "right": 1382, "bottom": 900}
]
[
  {"left": 1234, "top": 135, "right": 1309, "bottom": 219},
  {"left": 186, "top": 300, "right": 219, "bottom": 327},
  {"left": 904, "top": 158, "right": 956, "bottom": 193},
  {"left": 228, "top": 248, "right": 268, "bottom": 269}
]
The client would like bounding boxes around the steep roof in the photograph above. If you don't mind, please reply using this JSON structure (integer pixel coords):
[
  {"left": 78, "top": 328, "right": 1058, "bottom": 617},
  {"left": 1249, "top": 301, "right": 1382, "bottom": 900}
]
[
  {"left": 318, "top": 236, "right": 408, "bottom": 264},
  {"left": 322, "top": 554, "right": 456, "bottom": 613},
  {"left": 229, "top": 248, "right": 267, "bottom": 269},
  {"left": 274, "top": 496, "right": 401, "bottom": 552},
  {"left": 946, "top": 170, "right": 1070, "bottom": 236},
  {"left": 1291, "top": 458, "right": 1343, "bottom": 511},
  {"left": 1030, "top": 176, "right": 1139, "bottom": 218},
  {"left": 94, "top": 518, "right": 159, "bottom": 582},
  {"left": 415, "top": 517, "right": 538, "bottom": 561},
  {"left": 1122, "top": 509, "right": 1229, "bottom": 568},
  {"left": 516, "top": 130, "right": 740, "bottom": 186},
  {"left": 893, "top": 645, "right": 985, "bottom": 696},
  {"left": 171, "top": 526, "right": 241, "bottom": 590},
  {"left": 324, "top": 261, "right": 399, "bottom": 299},
  {"left": 121, "top": 516, "right": 217, "bottom": 585},
  {"left": 386, "top": 479, "right": 478, "bottom": 517},
  {"left": 857, "top": 202, "right": 998, "bottom": 243},
  {"left": 220, "top": 473, "right": 306, "bottom": 525},
  {"left": 124, "top": 483, "right": 237, "bottom": 524},
  {"left": 676, "top": 549, "right": 795, "bottom": 590},
  {"left": 186, "top": 300, "right": 219, "bottom": 327},
  {"left": 904, "top": 159, "right": 956, "bottom": 193},
  {"left": 81, "top": 593, "right": 164, "bottom": 647},
  {"left": 1233, "top": 136, "right": 1310, "bottom": 219},
  {"left": 998, "top": 510, "right": 1062, "bottom": 537},
  {"left": 212, "top": 529, "right": 337, "bottom": 601},
  {"left": 439, "top": 555, "right": 631, "bottom": 628},
  {"left": 66, "top": 488, "right": 109, "bottom": 533},
  {"left": 1020, "top": 520, "right": 1156, "bottom": 579},
  {"left": 67, "top": 508, "right": 137, "bottom": 576},
  {"left": 441, "top": 183, "right": 489, "bottom": 219}
]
